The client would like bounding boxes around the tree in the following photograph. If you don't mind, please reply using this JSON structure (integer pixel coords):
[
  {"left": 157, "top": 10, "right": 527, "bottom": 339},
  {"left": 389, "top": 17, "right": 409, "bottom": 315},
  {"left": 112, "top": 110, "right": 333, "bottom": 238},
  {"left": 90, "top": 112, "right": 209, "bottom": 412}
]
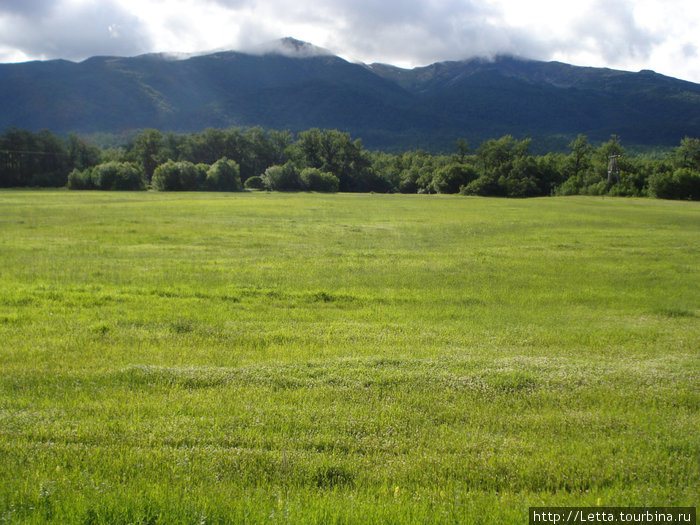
[
  {"left": 648, "top": 168, "right": 700, "bottom": 200},
  {"left": 296, "top": 128, "right": 324, "bottom": 169},
  {"left": 91, "top": 162, "right": 143, "bottom": 190},
  {"left": 432, "top": 163, "right": 478, "bottom": 194},
  {"left": 67, "top": 168, "right": 95, "bottom": 190},
  {"left": 262, "top": 162, "right": 300, "bottom": 190},
  {"left": 673, "top": 137, "right": 700, "bottom": 171},
  {"left": 244, "top": 175, "right": 265, "bottom": 190},
  {"left": 267, "top": 129, "right": 294, "bottom": 167},
  {"left": 476, "top": 135, "right": 531, "bottom": 176},
  {"left": 205, "top": 157, "right": 241, "bottom": 191},
  {"left": 33, "top": 130, "right": 70, "bottom": 186},
  {"left": 460, "top": 173, "right": 501, "bottom": 196},
  {"left": 565, "top": 134, "right": 593, "bottom": 178},
  {"left": 245, "top": 127, "right": 281, "bottom": 178},
  {"left": 295, "top": 129, "right": 375, "bottom": 191},
  {"left": 598, "top": 135, "right": 625, "bottom": 159},
  {"left": 453, "top": 137, "right": 469, "bottom": 164},
  {"left": 131, "top": 129, "right": 165, "bottom": 182},
  {"left": 536, "top": 153, "right": 567, "bottom": 195},
  {"left": 472, "top": 135, "right": 535, "bottom": 196},
  {"left": 67, "top": 134, "right": 101, "bottom": 172},
  {"left": 0, "top": 128, "right": 37, "bottom": 186},
  {"left": 151, "top": 160, "right": 204, "bottom": 191},
  {"left": 300, "top": 167, "right": 339, "bottom": 192},
  {"left": 498, "top": 156, "right": 540, "bottom": 197}
]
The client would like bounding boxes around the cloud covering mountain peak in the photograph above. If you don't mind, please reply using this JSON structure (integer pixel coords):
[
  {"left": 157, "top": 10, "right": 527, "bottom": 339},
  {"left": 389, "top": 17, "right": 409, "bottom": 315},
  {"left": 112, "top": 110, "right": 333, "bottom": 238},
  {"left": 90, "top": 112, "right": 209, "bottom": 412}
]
[{"left": 247, "top": 37, "right": 333, "bottom": 58}]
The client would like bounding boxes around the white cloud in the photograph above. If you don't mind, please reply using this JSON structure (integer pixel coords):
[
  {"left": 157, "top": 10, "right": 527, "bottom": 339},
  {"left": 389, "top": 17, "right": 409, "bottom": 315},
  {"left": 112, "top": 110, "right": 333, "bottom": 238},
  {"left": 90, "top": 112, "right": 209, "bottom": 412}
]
[
  {"left": 0, "top": 0, "right": 698, "bottom": 82},
  {"left": 0, "top": 0, "right": 152, "bottom": 61}
]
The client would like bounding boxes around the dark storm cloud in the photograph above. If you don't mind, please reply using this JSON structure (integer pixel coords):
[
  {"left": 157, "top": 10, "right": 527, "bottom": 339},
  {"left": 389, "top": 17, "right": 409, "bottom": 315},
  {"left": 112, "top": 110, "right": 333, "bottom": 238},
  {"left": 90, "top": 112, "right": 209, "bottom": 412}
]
[{"left": 0, "top": 0, "right": 152, "bottom": 61}]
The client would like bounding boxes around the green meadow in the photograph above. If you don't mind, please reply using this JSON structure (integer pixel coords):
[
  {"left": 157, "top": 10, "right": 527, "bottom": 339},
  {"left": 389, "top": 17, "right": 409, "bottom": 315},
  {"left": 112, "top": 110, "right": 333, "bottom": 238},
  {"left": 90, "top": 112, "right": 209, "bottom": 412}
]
[{"left": 0, "top": 190, "right": 697, "bottom": 524}]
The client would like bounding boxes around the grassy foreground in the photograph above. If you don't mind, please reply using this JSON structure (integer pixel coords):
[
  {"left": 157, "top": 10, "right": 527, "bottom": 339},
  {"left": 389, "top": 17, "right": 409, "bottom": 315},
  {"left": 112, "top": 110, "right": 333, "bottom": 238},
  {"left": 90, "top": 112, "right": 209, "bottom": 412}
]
[{"left": 0, "top": 190, "right": 697, "bottom": 524}]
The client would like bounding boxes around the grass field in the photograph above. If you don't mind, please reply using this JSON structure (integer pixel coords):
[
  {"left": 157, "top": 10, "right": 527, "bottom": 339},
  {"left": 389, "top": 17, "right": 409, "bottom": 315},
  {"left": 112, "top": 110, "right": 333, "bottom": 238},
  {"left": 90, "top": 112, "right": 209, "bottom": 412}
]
[{"left": 0, "top": 190, "right": 697, "bottom": 524}]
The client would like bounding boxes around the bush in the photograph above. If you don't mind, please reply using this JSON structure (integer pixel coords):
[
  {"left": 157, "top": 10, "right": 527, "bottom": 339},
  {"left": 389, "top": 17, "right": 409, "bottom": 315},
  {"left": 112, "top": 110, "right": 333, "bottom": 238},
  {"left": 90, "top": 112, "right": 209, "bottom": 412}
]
[
  {"left": 648, "top": 168, "right": 700, "bottom": 200},
  {"left": 244, "top": 175, "right": 265, "bottom": 190},
  {"left": 205, "top": 158, "right": 241, "bottom": 191},
  {"left": 152, "top": 160, "right": 204, "bottom": 191},
  {"left": 460, "top": 174, "right": 502, "bottom": 196},
  {"left": 397, "top": 167, "right": 420, "bottom": 194},
  {"left": 67, "top": 168, "right": 95, "bottom": 190},
  {"left": 91, "top": 162, "right": 143, "bottom": 190},
  {"left": 433, "top": 164, "right": 478, "bottom": 194},
  {"left": 300, "top": 168, "right": 339, "bottom": 192},
  {"left": 195, "top": 164, "right": 210, "bottom": 186},
  {"left": 262, "top": 162, "right": 300, "bottom": 191}
]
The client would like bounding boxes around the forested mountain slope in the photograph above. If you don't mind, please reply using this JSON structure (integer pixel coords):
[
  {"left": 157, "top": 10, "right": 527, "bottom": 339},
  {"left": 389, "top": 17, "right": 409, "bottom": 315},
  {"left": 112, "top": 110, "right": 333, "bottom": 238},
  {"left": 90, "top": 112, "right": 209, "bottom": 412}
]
[{"left": 1, "top": 38, "right": 698, "bottom": 151}]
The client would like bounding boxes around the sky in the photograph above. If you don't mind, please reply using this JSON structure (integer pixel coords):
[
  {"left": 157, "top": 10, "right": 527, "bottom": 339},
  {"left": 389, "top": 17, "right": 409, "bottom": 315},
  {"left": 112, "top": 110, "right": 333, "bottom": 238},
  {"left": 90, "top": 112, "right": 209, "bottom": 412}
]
[{"left": 0, "top": 0, "right": 698, "bottom": 83}]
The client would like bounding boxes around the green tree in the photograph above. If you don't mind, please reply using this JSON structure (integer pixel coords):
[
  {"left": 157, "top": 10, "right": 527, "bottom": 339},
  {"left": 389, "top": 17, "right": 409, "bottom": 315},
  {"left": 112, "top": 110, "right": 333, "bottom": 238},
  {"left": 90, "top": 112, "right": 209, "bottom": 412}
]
[
  {"left": 673, "top": 137, "right": 700, "bottom": 171},
  {"left": 432, "top": 163, "right": 478, "bottom": 194},
  {"left": 33, "top": 130, "right": 70, "bottom": 186},
  {"left": 295, "top": 129, "right": 375, "bottom": 191},
  {"left": 131, "top": 129, "right": 165, "bottom": 183},
  {"left": 453, "top": 137, "right": 470, "bottom": 164},
  {"left": 296, "top": 128, "right": 324, "bottom": 169},
  {"left": 0, "top": 128, "right": 37, "bottom": 186},
  {"left": 205, "top": 158, "right": 242, "bottom": 191},
  {"left": 244, "top": 175, "right": 265, "bottom": 190},
  {"left": 67, "top": 134, "right": 102, "bottom": 172},
  {"left": 648, "top": 168, "right": 700, "bottom": 200},
  {"left": 300, "top": 167, "right": 339, "bottom": 192},
  {"left": 67, "top": 168, "right": 96, "bottom": 190},
  {"left": 262, "top": 162, "right": 300, "bottom": 191},
  {"left": 92, "top": 162, "right": 143, "bottom": 190},
  {"left": 498, "top": 156, "right": 540, "bottom": 197},
  {"left": 476, "top": 135, "right": 531, "bottom": 176},
  {"left": 472, "top": 135, "right": 534, "bottom": 196},
  {"left": 152, "top": 160, "right": 204, "bottom": 191},
  {"left": 565, "top": 134, "right": 593, "bottom": 179},
  {"left": 460, "top": 173, "right": 501, "bottom": 196}
]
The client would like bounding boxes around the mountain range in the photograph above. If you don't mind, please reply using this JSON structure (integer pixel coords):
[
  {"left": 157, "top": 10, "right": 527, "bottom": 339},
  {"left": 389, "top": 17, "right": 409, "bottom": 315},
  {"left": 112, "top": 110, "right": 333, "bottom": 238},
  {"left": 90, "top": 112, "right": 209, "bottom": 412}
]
[{"left": 1, "top": 37, "right": 699, "bottom": 152}]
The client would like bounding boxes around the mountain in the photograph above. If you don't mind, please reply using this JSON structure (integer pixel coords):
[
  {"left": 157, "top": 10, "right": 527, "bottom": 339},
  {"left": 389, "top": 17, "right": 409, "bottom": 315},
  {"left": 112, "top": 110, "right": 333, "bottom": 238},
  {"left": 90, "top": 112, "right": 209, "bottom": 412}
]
[
  {"left": 369, "top": 57, "right": 700, "bottom": 149},
  {"left": 1, "top": 38, "right": 699, "bottom": 152}
]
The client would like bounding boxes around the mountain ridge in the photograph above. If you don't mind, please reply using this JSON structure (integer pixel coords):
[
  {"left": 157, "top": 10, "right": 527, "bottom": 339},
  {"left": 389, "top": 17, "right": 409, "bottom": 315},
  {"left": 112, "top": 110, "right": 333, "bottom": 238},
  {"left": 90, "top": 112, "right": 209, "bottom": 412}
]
[{"left": 1, "top": 38, "right": 698, "bottom": 152}]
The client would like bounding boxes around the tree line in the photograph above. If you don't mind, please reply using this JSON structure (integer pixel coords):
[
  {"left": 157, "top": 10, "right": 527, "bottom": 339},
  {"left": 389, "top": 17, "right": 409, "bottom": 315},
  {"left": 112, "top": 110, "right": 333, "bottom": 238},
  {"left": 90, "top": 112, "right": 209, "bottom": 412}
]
[{"left": 1, "top": 126, "right": 698, "bottom": 200}]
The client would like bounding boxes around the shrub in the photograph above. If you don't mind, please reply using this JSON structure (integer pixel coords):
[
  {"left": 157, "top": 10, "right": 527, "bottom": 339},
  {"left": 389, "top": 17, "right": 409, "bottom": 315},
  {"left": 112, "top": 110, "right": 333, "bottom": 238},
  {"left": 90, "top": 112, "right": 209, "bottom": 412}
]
[
  {"left": 648, "top": 168, "right": 700, "bottom": 200},
  {"left": 195, "top": 164, "right": 210, "bottom": 185},
  {"left": 498, "top": 175, "right": 539, "bottom": 198},
  {"left": 244, "top": 175, "right": 265, "bottom": 190},
  {"left": 397, "top": 167, "right": 420, "bottom": 194},
  {"left": 205, "top": 158, "right": 241, "bottom": 191},
  {"left": 67, "top": 168, "right": 95, "bottom": 190},
  {"left": 175, "top": 162, "right": 206, "bottom": 190},
  {"left": 91, "top": 162, "right": 143, "bottom": 190},
  {"left": 300, "top": 168, "right": 339, "bottom": 192},
  {"left": 152, "top": 160, "right": 204, "bottom": 191},
  {"left": 432, "top": 164, "right": 478, "bottom": 194},
  {"left": 262, "top": 162, "right": 300, "bottom": 191},
  {"left": 460, "top": 174, "right": 502, "bottom": 196}
]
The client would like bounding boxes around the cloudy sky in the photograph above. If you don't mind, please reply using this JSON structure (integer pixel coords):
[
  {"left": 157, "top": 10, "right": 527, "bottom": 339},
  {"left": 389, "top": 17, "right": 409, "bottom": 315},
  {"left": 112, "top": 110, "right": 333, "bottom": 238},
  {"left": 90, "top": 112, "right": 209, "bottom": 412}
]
[{"left": 0, "top": 0, "right": 698, "bottom": 82}]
